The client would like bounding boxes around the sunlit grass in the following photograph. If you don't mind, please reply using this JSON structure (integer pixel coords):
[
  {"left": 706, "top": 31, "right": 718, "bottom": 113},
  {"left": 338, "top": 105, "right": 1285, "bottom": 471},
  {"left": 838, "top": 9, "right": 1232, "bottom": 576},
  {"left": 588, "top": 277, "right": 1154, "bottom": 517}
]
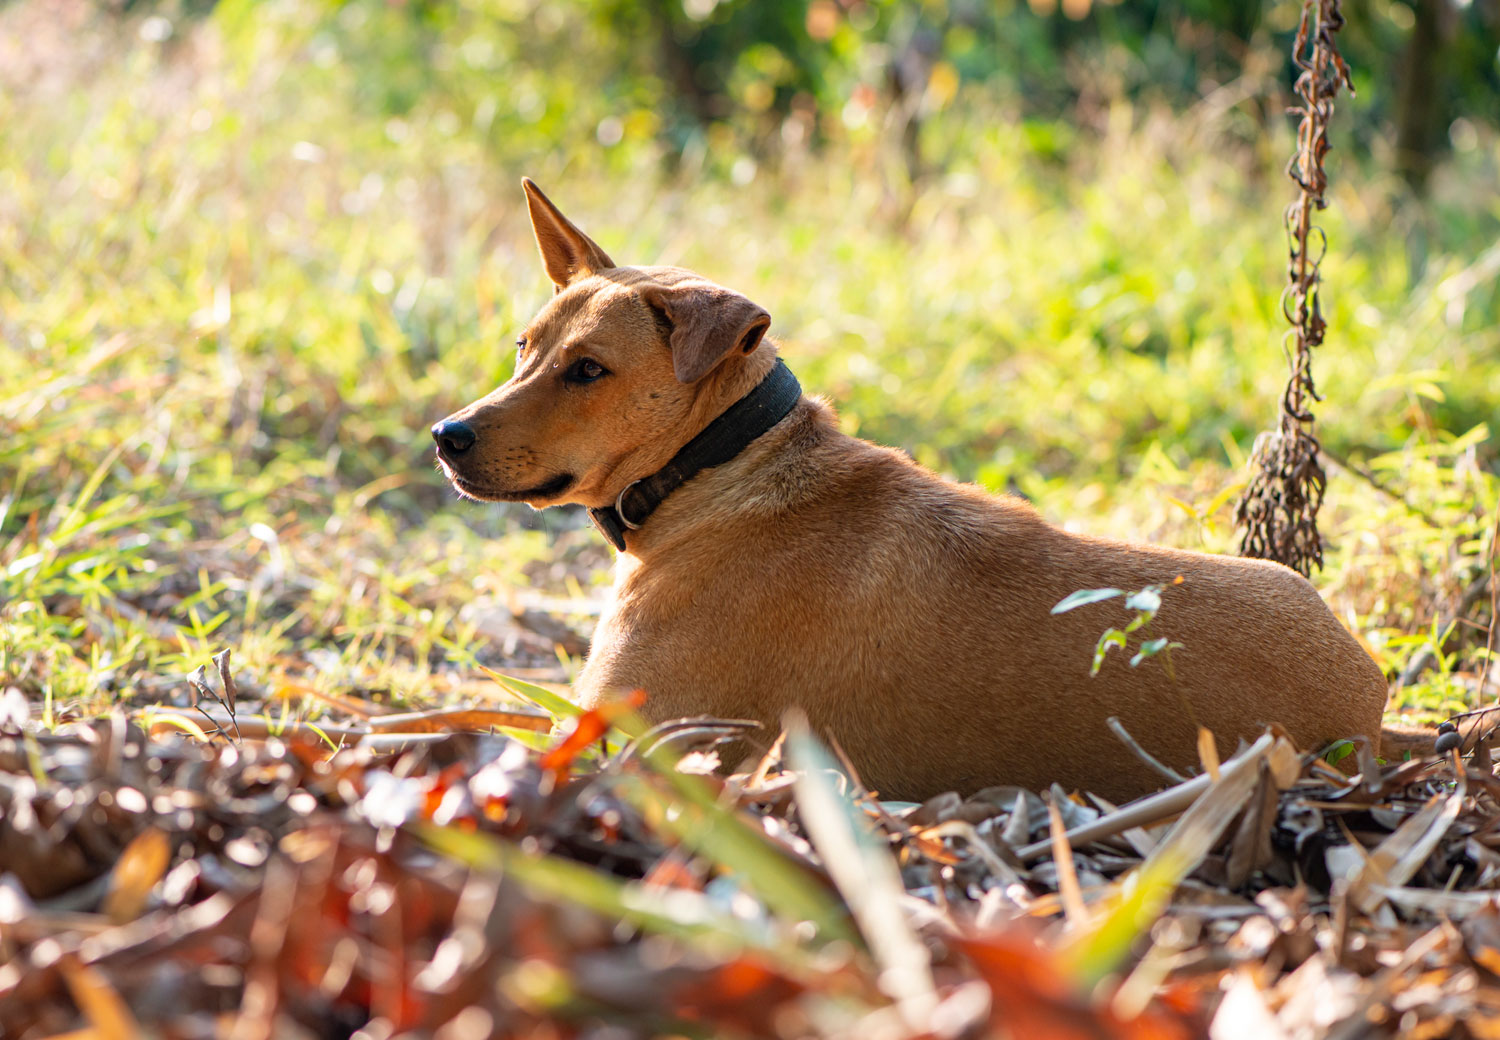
[{"left": 0, "top": 0, "right": 1494, "bottom": 724}]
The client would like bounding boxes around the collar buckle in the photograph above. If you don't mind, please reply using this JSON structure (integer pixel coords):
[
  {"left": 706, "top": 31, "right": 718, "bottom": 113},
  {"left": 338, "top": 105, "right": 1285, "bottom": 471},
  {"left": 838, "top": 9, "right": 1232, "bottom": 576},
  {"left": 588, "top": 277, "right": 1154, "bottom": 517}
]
[
  {"left": 586, "top": 480, "right": 647, "bottom": 553},
  {"left": 614, "top": 479, "right": 647, "bottom": 530}
]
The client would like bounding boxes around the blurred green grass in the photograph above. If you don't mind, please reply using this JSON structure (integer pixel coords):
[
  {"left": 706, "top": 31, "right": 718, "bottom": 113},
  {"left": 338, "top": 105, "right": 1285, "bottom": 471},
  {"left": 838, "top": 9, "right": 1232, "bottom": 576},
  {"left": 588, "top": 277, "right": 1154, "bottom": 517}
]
[{"left": 1, "top": 0, "right": 1496, "bottom": 722}]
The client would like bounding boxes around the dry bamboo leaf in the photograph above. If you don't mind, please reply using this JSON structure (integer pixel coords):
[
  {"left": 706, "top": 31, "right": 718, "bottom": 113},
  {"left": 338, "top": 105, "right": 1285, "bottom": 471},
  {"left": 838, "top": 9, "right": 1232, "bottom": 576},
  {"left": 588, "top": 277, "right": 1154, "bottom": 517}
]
[
  {"left": 1198, "top": 728, "right": 1221, "bottom": 782},
  {"left": 918, "top": 819, "right": 1026, "bottom": 885},
  {"left": 1001, "top": 790, "right": 1033, "bottom": 848},
  {"left": 955, "top": 928, "right": 1196, "bottom": 1040},
  {"left": 1209, "top": 969, "right": 1290, "bottom": 1040},
  {"left": 1085, "top": 793, "right": 1160, "bottom": 858},
  {"left": 908, "top": 829, "right": 964, "bottom": 866},
  {"left": 1016, "top": 732, "right": 1281, "bottom": 861},
  {"left": 141, "top": 705, "right": 551, "bottom": 747},
  {"left": 1134, "top": 736, "right": 1277, "bottom": 882},
  {"left": 1461, "top": 905, "right": 1500, "bottom": 977},
  {"left": 56, "top": 954, "right": 141, "bottom": 1040},
  {"left": 366, "top": 708, "right": 551, "bottom": 734},
  {"left": 743, "top": 728, "right": 789, "bottom": 792},
  {"left": 1377, "top": 885, "right": 1500, "bottom": 920},
  {"left": 142, "top": 712, "right": 211, "bottom": 742},
  {"left": 1350, "top": 785, "right": 1467, "bottom": 915},
  {"left": 788, "top": 718, "right": 938, "bottom": 1028},
  {"left": 272, "top": 680, "right": 384, "bottom": 718},
  {"left": 1355, "top": 734, "right": 1384, "bottom": 795},
  {"left": 1264, "top": 738, "right": 1302, "bottom": 790},
  {"left": 1047, "top": 798, "right": 1088, "bottom": 927},
  {"left": 1314, "top": 927, "right": 1452, "bottom": 1037},
  {"left": 1056, "top": 740, "right": 1277, "bottom": 988},
  {"left": 1272, "top": 955, "right": 1364, "bottom": 1038},
  {"left": 102, "top": 827, "right": 171, "bottom": 925},
  {"left": 232, "top": 857, "right": 299, "bottom": 1040},
  {"left": 1225, "top": 762, "right": 1277, "bottom": 889}
]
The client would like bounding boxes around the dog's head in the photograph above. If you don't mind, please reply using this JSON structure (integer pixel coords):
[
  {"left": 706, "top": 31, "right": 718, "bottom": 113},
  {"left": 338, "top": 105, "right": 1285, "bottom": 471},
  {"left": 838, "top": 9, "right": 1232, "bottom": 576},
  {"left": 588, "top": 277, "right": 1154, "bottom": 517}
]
[{"left": 431, "top": 179, "right": 773, "bottom": 509}]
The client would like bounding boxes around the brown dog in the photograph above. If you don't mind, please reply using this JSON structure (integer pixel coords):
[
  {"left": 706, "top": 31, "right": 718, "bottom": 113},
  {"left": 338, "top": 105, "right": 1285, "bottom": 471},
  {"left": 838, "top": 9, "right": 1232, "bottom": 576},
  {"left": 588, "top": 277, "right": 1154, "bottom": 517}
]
[{"left": 432, "top": 179, "right": 1392, "bottom": 802}]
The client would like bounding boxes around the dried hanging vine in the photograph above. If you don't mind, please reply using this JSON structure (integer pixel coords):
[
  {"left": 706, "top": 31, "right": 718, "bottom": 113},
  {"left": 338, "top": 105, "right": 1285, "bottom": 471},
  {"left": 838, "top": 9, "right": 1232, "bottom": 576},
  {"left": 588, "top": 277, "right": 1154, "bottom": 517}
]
[{"left": 1236, "top": 0, "right": 1353, "bottom": 577}]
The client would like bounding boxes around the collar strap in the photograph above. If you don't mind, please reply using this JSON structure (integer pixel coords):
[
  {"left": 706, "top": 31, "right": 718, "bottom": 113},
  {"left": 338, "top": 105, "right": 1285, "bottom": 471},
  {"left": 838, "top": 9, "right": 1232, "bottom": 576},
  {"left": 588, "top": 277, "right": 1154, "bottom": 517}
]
[{"left": 589, "top": 359, "right": 802, "bottom": 551}]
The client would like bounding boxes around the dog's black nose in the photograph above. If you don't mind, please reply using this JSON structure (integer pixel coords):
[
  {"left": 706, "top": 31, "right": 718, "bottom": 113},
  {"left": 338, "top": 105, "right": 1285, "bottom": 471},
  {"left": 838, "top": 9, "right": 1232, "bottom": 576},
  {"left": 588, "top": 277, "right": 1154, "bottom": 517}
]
[{"left": 431, "top": 419, "right": 477, "bottom": 455}]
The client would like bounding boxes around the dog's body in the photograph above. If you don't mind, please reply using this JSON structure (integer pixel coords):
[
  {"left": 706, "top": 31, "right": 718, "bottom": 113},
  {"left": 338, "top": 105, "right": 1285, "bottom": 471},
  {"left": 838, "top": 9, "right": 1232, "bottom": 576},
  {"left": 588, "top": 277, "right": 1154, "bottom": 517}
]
[{"left": 434, "top": 181, "right": 1390, "bottom": 802}]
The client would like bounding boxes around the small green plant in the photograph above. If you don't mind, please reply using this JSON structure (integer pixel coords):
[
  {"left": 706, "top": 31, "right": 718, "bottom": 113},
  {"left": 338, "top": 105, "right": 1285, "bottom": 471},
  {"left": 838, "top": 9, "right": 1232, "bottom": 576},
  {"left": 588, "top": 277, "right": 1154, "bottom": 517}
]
[
  {"left": 1052, "top": 580, "right": 1185, "bottom": 677},
  {"left": 1323, "top": 739, "right": 1356, "bottom": 766}
]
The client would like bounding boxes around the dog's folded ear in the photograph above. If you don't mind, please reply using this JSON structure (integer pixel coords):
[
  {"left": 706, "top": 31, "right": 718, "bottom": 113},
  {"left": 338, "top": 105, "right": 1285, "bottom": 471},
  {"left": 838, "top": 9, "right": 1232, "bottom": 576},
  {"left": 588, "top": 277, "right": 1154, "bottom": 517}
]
[
  {"left": 641, "top": 281, "right": 772, "bottom": 384},
  {"left": 522, "top": 178, "right": 615, "bottom": 291}
]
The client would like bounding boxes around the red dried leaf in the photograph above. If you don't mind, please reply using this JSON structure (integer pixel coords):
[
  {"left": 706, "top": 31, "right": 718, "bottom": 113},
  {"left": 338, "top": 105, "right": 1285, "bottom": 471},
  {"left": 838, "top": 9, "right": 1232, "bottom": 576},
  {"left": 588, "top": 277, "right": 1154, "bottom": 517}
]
[
  {"left": 641, "top": 856, "right": 704, "bottom": 892},
  {"left": 909, "top": 830, "right": 964, "bottom": 866},
  {"left": 539, "top": 690, "right": 646, "bottom": 783},
  {"left": 422, "top": 763, "right": 469, "bottom": 820},
  {"left": 670, "top": 955, "right": 806, "bottom": 1034},
  {"left": 953, "top": 932, "right": 1197, "bottom": 1040}
]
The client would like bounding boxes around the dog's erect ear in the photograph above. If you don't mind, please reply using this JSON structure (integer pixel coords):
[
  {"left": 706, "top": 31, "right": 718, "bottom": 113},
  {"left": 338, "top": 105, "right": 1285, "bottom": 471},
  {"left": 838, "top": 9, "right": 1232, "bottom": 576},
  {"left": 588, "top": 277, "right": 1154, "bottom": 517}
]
[
  {"left": 642, "top": 280, "right": 772, "bottom": 384},
  {"left": 522, "top": 178, "right": 615, "bottom": 291}
]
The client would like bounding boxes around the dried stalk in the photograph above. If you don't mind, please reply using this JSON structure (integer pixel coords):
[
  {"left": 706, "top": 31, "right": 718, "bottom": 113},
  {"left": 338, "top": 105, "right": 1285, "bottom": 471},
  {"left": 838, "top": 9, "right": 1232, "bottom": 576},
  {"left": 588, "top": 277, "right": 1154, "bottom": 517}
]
[{"left": 1236, "top": 0, "right": 1353, "bottom": 576}]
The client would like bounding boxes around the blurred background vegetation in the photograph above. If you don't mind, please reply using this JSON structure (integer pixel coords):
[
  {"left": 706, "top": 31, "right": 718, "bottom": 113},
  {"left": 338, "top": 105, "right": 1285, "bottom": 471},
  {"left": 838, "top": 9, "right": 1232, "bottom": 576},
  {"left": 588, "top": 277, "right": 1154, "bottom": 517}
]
[{"left": 2, "top": 0, "right": 1497, "bottom": 723}]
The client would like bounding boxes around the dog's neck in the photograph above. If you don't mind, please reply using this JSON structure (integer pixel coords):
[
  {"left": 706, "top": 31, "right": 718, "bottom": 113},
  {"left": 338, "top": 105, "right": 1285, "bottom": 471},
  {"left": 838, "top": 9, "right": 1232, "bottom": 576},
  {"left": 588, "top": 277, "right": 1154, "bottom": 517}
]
[{"left": 589, "top": 356, "right": 801, "bottom": 552}]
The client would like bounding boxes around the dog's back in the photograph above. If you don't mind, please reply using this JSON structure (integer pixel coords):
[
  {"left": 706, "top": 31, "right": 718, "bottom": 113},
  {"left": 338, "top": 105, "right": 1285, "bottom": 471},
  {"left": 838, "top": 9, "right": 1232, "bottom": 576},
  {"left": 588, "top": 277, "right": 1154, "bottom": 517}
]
[{"left": 580, "top": 392, "right": 1387, "bottom": 802}]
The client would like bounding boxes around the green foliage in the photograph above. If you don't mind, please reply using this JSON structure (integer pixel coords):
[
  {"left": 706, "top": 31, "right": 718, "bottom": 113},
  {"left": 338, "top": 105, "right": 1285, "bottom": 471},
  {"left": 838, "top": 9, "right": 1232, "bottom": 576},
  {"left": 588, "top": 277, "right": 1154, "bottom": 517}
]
[
  {"left": 481, "top": 667, "right": 585, "bottom": 720},
  {"left": 1324, "top": 739, "right": 1356, "bottom": 766},
  {"left": 1051, "top": 587, "right": 1127, "bottom": 613},
  {"left": 132, "top": 0, "right": 1500, "bottom": 170},
  {"left": 1054, "top": 582, "right": 1184, "bottom": 677}
]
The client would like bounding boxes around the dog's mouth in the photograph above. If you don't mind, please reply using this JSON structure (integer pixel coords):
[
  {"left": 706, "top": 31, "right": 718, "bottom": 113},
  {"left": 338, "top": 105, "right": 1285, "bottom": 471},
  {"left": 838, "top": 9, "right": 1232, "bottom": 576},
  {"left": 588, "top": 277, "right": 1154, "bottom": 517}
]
[{"left": 445, "top": 468, "right": 575, "bottom": 504}]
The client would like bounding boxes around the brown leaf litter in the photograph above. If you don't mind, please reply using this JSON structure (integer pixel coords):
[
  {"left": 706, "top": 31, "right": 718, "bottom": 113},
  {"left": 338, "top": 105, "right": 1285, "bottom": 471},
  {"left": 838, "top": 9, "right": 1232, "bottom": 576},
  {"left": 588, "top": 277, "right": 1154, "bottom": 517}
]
[{"left": 2, "top": 668, "right": 1500, "bottom": 1039}]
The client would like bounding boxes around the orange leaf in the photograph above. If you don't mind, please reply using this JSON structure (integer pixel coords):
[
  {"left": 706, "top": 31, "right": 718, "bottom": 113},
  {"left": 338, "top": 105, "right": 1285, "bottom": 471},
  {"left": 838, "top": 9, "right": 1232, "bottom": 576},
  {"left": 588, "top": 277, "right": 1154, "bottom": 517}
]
[
  {"left": 953, "top": 931, "right": 1197, "bottom": 1040},
  {"left": 909, "top": 830, "right": 964, "bottom": 866},
  {"left": 642, "top": 856, "right": 704, "bottom": 891},
  {"left": 102, "top": 827, "right": 171, "bottom": 924},
  {"left": 56, "top": 954, "right": 141, "bottom": 1040},
  {"left": 368, "top": 707, "right": 551, "bottom": 734},
  {"left": 539, "top": 690, "right": 646, "bottom": 782},
  {"left": 669, "top": 955, "right": 806, "bottom": 1034}
]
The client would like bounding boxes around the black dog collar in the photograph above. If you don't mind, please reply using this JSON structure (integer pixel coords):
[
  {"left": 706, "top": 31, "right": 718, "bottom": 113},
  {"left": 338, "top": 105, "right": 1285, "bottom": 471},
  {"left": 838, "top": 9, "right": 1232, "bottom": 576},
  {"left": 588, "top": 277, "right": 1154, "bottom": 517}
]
[{"left": 589, "top": 359, "right": 802, "bottom": 551}]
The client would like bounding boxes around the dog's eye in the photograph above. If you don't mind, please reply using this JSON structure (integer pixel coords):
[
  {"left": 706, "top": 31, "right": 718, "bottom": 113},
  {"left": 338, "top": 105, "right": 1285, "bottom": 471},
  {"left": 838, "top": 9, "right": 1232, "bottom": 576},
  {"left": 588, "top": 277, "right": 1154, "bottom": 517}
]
[
  {"left": 515, "top": 335, "right": 527, "bottom": 354},
  {"left": 565, "top": 358, "right": 608, "bottom": 384}
]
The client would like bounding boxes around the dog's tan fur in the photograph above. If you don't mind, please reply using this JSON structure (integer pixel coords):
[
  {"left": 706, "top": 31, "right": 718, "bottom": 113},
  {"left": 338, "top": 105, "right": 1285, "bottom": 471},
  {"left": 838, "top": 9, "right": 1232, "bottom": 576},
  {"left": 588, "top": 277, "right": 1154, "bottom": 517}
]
[{"left": 435, "top": 181, "right": 1392, "bottom": 802}]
